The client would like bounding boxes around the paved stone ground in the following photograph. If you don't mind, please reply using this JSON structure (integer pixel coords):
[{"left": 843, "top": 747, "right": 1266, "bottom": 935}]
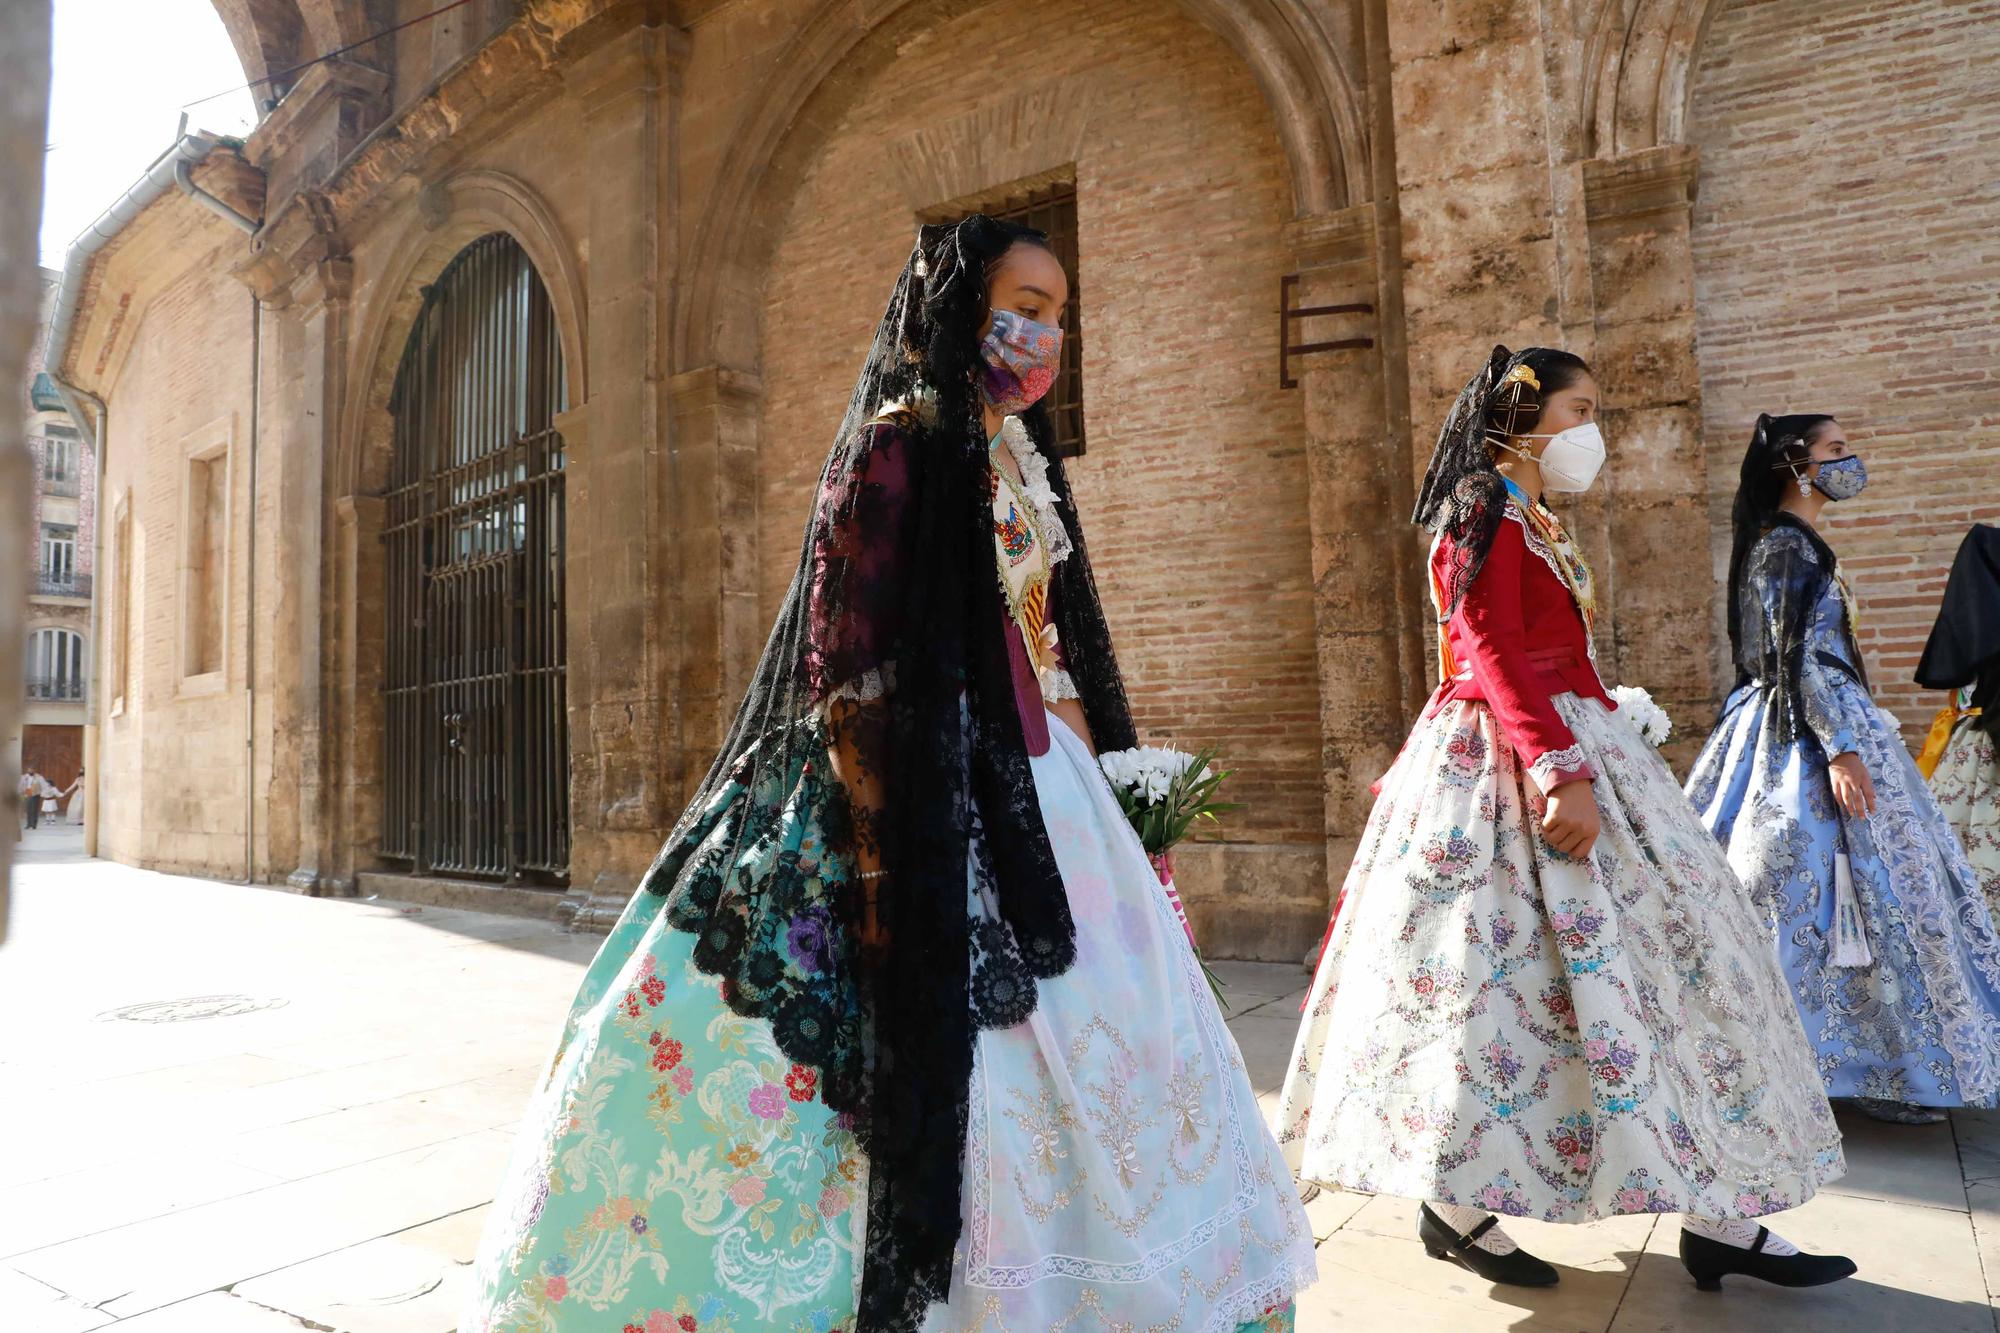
[{"left": 6, "top": 828, "right": 2000, "bottom": 1331}]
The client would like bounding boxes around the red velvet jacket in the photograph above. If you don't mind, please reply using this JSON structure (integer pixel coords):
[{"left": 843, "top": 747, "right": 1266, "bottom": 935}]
[
  {"left": 1426, "top": 503, "right": 1611, "bottom": 793},
  {"left": 808, "top": 420, "right": 1071, "bottom": 759}
]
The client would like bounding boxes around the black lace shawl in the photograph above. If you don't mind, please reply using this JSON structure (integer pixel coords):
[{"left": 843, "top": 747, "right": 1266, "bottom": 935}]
[
  {"left": 634, "top": 230, "right": 1135, "bottom": 1329},
  {"left": 1917, "top": 524, "right": 2000, "bottom": 739},
  {"left": 1413, "top": 345, "right": 1538, "bottom": 617},
  {"left": 1728, "top": 515, "right": 1869, "bottom": 748}
]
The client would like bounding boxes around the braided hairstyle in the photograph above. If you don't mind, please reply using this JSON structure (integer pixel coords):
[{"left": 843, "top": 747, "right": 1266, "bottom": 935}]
[{"left": 1412, "top": 344, "right": 1594, "bottom": 617}]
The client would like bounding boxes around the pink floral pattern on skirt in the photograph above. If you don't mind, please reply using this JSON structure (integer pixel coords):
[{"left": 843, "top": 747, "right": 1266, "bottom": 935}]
[{"left": 1276, "top": 695, "right": 1845, "bottom": 1221}]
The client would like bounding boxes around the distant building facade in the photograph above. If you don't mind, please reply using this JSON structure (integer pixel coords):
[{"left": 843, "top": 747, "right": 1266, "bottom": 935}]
[{"left": 16, "top": 268, "right": 90, "bottom": 815}]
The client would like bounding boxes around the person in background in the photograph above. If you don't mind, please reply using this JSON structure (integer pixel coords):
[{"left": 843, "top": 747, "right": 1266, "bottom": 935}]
[
  {"left": 1916, "top": 524, "right": 2000, "bottom": 922},
  {"left": 63, "top": 768, "right": 86, "bottom": 827},
  {"left": 1279, "top": 348, "right": 1851, "bottom": 1293},
  {"left": 19, "top": 769, "right": 43, "bottom": 830},
  {"left": 1686, "top": 417, "right": 2000, "bottom": 1125}
]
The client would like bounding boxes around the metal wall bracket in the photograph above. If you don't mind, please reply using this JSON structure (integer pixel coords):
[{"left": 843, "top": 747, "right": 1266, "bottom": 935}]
[{"left": 1280, "top": 274, "right": 1374, "bottom": 389}]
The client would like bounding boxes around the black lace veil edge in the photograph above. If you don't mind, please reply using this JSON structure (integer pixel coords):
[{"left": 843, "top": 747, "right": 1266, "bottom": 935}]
[{"left": 1411, "top": 344, "right": 1531, "bottom": 618}]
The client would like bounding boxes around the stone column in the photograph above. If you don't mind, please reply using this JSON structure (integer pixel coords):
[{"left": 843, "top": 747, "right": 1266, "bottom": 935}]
[
  {"left": 277, "top": 257, "right": 352, "bottom": 895},
  {"left": 329, "top": 491, "right": 386, "bottom": 890},
  {"left": 1383, "top": 4, "right": 1572, "bottom": 467},
  {"left": 556, "top": 18, "right": 675, "bottom": 930},
  {"left": 0, "top": 0, "right": 51, "bottom": 931},
  {"left": 1580, "top": 144, "right": 1710, "bottom": 766},
  {"left": 665, "top": 364, "right": 764, "bottom": 799},
  {"left": 1264, "top": 206, "right": 1411, "bottom": 954}
]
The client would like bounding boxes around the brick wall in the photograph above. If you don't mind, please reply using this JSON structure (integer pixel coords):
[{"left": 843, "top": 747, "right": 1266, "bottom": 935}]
[
  {"left": 752, "top": 0, "right": 1321, "bottom": 868},
  {"left": 96, "top": 248, "right": 258, "bottom": 877},
  {"left": 1690, "top": 0, "right": 2000, "bottom": 731}
]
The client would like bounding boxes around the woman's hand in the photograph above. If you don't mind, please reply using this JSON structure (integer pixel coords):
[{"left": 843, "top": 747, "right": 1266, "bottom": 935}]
[
  {"left": 1541, "top": 779, "right": 1601, "bottom": 859},
  {"left": 1829, "top": 751, "right": 1878, "bottom": 819}
]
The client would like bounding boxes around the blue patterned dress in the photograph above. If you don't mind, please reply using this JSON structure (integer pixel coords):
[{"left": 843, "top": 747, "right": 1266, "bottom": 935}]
[{"left": 1686, "top": 523, "right": 2000, "bottom": 1107}]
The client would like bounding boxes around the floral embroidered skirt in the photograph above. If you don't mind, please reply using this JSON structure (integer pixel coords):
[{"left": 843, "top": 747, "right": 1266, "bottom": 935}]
[
  {"left": 1931, "top": 717, "right": 2000, "bottom": 928},
  {"left": 1688, "top": 687, "right": 2000, "bottom": 1106},
  {"left": 1276, "top": 694, "right": 1845, "bottom": 1222},
  {"left": 461, "top": 706, "right": 1312, "bottom": 1333},
  {"left": 923, "top": 711, "right": 1317, "bottom": 1330},
  {"left": 459, "top": 901, "right": 867, "bottom": 1333}
]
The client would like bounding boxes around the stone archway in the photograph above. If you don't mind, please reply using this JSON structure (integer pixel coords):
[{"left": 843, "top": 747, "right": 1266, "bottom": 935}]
[
  {"left": 321, "top": 169, "right": 589, "bottom": 892},
  {"left": 210, "top": 0, "right": 380, "bottom": 102},
  {"left": 664, "top": 0, "right": 1395, "bottom": 959},
  {"left": 1580, "top": 0, "right": 1728, "bottom": 159},
  {"left": 673, "top": 0, "right": 1367, "bottom": 376},
  {"left": 339, "top": 170, "right": 589, "bottom": 500}
]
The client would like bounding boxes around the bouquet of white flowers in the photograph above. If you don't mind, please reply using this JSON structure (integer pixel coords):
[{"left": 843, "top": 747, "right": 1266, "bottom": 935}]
[
  {"left": 1609, "top": 684, "right": 1673, "bottom": 748},
  {"left": 1098, "top": 744, "right": 1239, "bottom": 1006}
]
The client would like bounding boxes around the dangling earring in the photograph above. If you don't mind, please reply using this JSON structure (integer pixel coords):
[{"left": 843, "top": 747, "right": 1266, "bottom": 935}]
[{"left": 1795, "top": 467, "right": 1811, "bottom": 497}]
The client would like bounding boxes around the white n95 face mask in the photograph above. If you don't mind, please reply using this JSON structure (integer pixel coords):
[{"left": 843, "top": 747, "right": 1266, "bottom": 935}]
[{"left": 1522, "top": 422, "right": 1606, "bottom": 493}]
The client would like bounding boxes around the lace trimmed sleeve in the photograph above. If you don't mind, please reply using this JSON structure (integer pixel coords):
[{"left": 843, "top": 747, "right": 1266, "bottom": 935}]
[{"left": 1745, "top": 526, "right": 1870, "bottom": 759}]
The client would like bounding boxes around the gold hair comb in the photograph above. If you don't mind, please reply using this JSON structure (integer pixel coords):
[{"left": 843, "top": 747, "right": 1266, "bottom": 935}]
[{"left": 1502, "top": 364, "right": 1541, "bottom": 392}]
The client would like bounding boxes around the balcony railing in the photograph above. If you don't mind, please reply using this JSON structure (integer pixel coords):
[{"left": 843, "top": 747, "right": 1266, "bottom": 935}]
[
  {"left": 26, "top": 676, "right": 85, "bottom": 702},
  {"left": 40, "top": 474, "right": 80, "bottom": 498},
  {"left": 34, "top": 573, "right": 91, "bottom": 598}
]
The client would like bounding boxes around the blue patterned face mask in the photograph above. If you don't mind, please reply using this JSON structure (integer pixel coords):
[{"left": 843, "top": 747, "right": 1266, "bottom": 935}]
[{"left": 1813, "top": 455, "right": 1868, "bottom": 502}]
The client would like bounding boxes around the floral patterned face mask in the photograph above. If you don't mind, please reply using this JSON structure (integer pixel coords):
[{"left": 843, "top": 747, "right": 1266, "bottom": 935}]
[{"left": 979, "top": 307, "right": 1063, "bottom": 415}]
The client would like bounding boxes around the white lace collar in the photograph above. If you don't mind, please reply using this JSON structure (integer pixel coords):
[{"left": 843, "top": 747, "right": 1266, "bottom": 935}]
[{"left": 995, "top": 416, "right": 1073, "bottom": 566}]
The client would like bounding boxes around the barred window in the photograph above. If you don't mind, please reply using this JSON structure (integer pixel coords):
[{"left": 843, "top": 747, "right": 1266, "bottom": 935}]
[
  {"left": 27, "top": 628, "right": 84, "bottom": 701},
  {"left": 43, "top": 436, "right": 76, "bottom": 485},
  {"left": 40, "top": 524, "right": 76, "bottom": 587}
]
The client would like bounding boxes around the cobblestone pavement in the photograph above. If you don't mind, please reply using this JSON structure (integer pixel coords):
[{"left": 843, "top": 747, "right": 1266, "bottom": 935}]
[{"left": 5, "top": 832, "right": 1999, "bottom": 1331}]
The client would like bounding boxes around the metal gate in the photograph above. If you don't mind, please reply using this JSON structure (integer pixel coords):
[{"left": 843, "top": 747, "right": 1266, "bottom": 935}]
[{"left": 382, "top": 232, "right": 569, "bottom": 882}]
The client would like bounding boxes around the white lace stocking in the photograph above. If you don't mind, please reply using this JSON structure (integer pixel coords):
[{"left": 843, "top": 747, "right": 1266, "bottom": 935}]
[
  {"left": 1683, "top": 1215, "right": 1800, "bottom": 1256},
  {"left": 1431, "top": 1201, "right": 1520, "bottom": 1255}
]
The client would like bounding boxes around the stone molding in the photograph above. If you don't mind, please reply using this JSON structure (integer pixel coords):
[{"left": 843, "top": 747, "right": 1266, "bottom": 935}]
[
  {"left": 667, "top": 364, "right": 763, "bottom": 413},
  {"left": 1581, "top": 0, "right": 1727, "bottom": 159},
  {"left": 1581, "top": 143, "right": 1700, "bottom": 226},
  {"left": 889, "top": 80, "right": 1094, "bottom": 214},
  {"left": 672, "top": 0, "right": 1367, "bottom": 371},
  {"left": 243, "top": 0, "right": 642, "bottom": 303},
  {"left": 242, "top": 56, "right": 391, "bottom": 184}
]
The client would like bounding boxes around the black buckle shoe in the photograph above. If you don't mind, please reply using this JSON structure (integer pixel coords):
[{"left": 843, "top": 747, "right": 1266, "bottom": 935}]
[
  {"left": 1679, "top": 1226, "right": 1857, "bottom": 1291},
  {"left": 1418, "top": 1204, "right": 1560, "bottom": 1287}
]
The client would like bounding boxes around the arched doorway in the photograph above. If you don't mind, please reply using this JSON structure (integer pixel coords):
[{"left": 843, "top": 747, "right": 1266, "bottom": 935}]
[
  {"left": 381, "top": 231, "right": 570, "bottom": 882},
  {"left": 745, "top": 0, "right": 1331, "bottom": 956}
]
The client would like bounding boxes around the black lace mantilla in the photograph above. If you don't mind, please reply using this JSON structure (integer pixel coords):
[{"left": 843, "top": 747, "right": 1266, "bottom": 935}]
[{"left": 1731, "top": 518, "right": 1866, "bottom": 749}]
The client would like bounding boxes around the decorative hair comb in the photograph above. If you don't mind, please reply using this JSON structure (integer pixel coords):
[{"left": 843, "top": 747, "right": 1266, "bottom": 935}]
[{"left": 1501, "top": 364, "right": 1541, "bottom": 392}]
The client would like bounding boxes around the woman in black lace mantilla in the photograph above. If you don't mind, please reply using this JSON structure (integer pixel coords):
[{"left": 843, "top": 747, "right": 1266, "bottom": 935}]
[{"left": 466, "top": 217, "right": 1315, "bottom": 1333}]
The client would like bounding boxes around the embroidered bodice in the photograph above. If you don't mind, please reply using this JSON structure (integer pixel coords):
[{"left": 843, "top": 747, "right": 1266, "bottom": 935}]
[{"left": 989, "top": 417, "right": 1077, "bottom": 712}]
